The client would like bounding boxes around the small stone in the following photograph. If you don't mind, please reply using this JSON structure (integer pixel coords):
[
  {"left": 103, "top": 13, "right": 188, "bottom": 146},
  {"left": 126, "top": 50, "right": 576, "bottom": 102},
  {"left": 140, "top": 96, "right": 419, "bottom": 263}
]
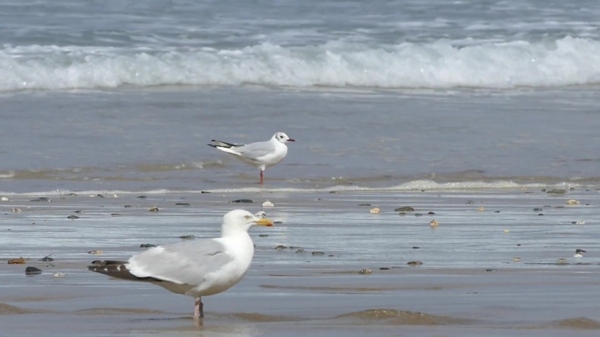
[
  {"left": 175, "top": 202, "right": 190, "bottom": 206},
  {"left": 255, "top": 211, "right": 267, "bottom": 218},
  {"left": 512, "top": 257, "right": 522, "bottom": 262},
  {"left": 427, "top": 211, "right": 435, "bottom": 215},
  {"left": 148, "top": 206, "right": 159, "bottom": 212},
  {"left": 273, "top": 245, "right": 287, "bottom": 250},
  {"left": 74, "top": 210, "right": 82, "bottom": 213},
  {"left": 262, "top": 201, "right": 275, "bottom": 207},
  {"left": 67, "top": 215, "right": 79, "bottom": 219},
  {"left": 395, "top": 206, "right": 415, "bottom": 212},
  {"left": 478, "top": 207, "right": 485, "bottom": 212},
  {"left": 412, "top": 246, "right": 420, "bottom": 249},
  {"left": 30, "top": 197, "right": 51, "bottom": 202},
  {"left": 52, "top": 272, "right": 66, "bottom": 278},
  {"left": 11, "top": 208, "right": 22, "bottom": 213},
  {"left": 494, "top": 210, "right": 500, "bottom": 213},
  {"left": 556, "top": 258, "right": 568, "bottom": 265},
  {"left": 369, "top": 207, "right": 380, "bottom": 214},
  {"left": 358, "top": 203, "right": 372, "bottom": 206},
  {"left": 486, "top": 269, "right": 497, "bottom": 272},
  {"left": 572, "top": 220, "right": 586, "bottom": 225},
  {"left": 87, "top": 250, "right": 103, "bottom": 255},
  {"left": 547, "top": 189, "right": 567, "bottom": 194},
  {"left": 124, "top": 205, "right": 132, "bottom": 208},
  {"left": 414, "top": 213, "right": 423, "bottom": 217},
  {"left": 503, "top": 229, "right": 510, "bottom": 233},
  {"left": 137, "top": 195, "right": 147, "bottom": 199},
  {"left": 566, "top": 199, "right": 580, "bottom": 206},
  {"left": 230, "top": 199, "right": 253, "bottom": 203},
  {"left": 39, "top": 255, "right": 54, "bottom": 262},
  {"left": 179, "top": 235, "right": 195, "bottom": 240},
  {"left": 407, "top": 261, "right": 423, "bottom": 267},
  {"left": 379, "top": 267, "right": 390, "bottom": 270},
  {"left": 359, "top": 268, "right": 372, "bottom": 274},
  {"left": 259, "top": 234, "right": 269, "bottom": 237},
  {"left": 139, "top": 244, "right": 156, "bottom": 248},
  {"left": 8, "top": 257, "right": 27, "bottom": 264},
  {"left": 533, "top": 208, "right": 543, "bottom": 212},
  {"left": 96, "top": 194, "right": 104, "bottom": 198},
  {"left": 311, "top": 251, "right": 325, "bottom": 256},
  {"left": 429, "top": 219, "right": 439, "bottom": 227},
  {"left": 25, "top": 266, "right": 42, "bottom": 276}
]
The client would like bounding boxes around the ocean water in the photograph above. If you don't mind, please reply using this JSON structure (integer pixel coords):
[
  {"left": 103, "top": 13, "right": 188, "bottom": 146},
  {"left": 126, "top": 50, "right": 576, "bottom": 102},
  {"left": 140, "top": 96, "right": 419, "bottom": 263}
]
[
  {"left": 1, "top": 0, "right": 600, "bottom": 194},
  {"left": 2, "top": 3, "right": 600, "bottom": 335}
]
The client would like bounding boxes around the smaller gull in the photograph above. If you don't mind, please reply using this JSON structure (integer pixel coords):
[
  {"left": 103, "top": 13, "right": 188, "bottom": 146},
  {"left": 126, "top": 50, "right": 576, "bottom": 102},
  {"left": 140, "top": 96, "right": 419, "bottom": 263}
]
[
  {"left": 208, "top": 132, "right": 295, "bottom": 184},
  {"left": 88, "top": 209, "right": 273, "bottom": 318}
]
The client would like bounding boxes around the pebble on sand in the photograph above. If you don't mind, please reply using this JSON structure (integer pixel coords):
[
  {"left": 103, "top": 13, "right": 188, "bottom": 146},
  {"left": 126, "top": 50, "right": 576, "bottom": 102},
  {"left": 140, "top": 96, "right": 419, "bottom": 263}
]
[
  {"left": 8, "top": 257, "right": 27, "bottom": 264},
  {"left": 262, "top": 201, "right": 275, "bottom": 207},
  {"left": 87, "top": 250, "right": 104, "bottom": 255},
  {"left": 395, "top": 206, "right": 415, "bottom": 212},
  {"left": 67, "top": 215, "right": 79, "bottom": 219},
  {"left": 230, "top": 199, "right": 253, "bottom": 203},
  {"left": 30, "top": 197, "right": 51, "bottom": 202},
  {"left": 369, "top": 207, "right": 380, "bottom": 214},
  {"left": 478, "top": 206, "right": 485, "bottom": 212},
  {"left": 429, "top": 219, "right": 439, "bottom": 227},
  {"left": 359, "top": 268, "right": 372, "bottom": 275},
  {"left": 572, "top": 220, "right": 586, "bottom": 225},
  {"left": 148, "top": 206, "right": 159, "bottom": 212},
  {"left": 512, "top": 257, "right": 522, "bottom": 262},
  {"left": 11, "top": 208, "right": 22, "bottom": 213},
  {"left": 407, "top": 261, "right": 423, "bottom": 266},
  {"left": 25, "top": 266, "right": 42, "bottom": 276},
  {"left": 52, "top": 272, "right": 66, "bottom": 278},
  {"left": 566, "top": 199, "right": 580, "bottom": 206}
]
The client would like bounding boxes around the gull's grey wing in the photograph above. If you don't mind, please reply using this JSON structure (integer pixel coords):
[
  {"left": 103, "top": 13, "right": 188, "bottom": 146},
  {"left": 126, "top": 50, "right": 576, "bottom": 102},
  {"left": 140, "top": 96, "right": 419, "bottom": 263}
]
[
  {"left": 127, "top": 238, "right": 233, "bottom": 286},
  {"left": 235, "top": 140, "right": 275, "bottom": 160}
]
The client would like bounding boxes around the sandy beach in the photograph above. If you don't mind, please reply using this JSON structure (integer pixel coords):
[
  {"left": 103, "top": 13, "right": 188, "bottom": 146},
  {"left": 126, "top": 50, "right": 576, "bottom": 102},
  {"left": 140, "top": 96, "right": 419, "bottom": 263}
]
[{"left": 1, "top": 187, "right": 599, "bottom": 336}]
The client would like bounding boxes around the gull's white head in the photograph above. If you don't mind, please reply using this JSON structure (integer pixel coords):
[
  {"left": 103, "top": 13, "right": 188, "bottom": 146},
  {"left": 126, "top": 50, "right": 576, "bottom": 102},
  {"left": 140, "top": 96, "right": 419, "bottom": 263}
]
[
  {"left": 222, "top": 209, "right": 274, "bottom": 235},
  {"left": 273, "top": 132, "right": 295, "bottom": 144}
]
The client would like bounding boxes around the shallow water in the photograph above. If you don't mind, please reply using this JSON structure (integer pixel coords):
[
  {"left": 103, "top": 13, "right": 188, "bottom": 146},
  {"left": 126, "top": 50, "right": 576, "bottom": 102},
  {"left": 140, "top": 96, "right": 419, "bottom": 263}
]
[{"left": 1, "top": 189, "right": 600, "bottom": 336}]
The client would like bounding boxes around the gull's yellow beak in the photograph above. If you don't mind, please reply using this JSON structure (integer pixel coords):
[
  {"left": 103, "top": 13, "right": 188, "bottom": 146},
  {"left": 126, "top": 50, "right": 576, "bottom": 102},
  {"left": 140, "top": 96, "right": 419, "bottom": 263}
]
[{"left": 255, "top": 218, "right": 274, "bottom": 227}]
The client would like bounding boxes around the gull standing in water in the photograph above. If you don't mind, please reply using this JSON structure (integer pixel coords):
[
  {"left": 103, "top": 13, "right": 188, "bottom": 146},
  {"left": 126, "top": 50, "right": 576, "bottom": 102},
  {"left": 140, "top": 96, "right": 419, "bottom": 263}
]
[
  {"left": 88, "top": 209, "right": 273, "bottom": 319},
  {"left": 208, "top": 132, "right": 295, "bottom": 184}
]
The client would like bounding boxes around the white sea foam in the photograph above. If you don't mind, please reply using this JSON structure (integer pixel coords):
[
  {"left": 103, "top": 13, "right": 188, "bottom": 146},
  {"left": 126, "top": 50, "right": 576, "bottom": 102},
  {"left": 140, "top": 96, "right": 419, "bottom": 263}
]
[
  {"left": 1, "top": 37, "right": 599, "bottom": 91},
  {"left": 0, "top": 181, "right": 580, "bottom": 197}
]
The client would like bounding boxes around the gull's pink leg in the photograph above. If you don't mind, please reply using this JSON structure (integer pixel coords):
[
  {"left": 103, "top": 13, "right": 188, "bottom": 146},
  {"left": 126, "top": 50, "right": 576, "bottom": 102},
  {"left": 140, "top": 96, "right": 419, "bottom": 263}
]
[
  {"left": 194, "top": 297, "right": 204, "bottom": 318},
  {"left": 260, "top": 170, "right": 264, "bottom": 184}
]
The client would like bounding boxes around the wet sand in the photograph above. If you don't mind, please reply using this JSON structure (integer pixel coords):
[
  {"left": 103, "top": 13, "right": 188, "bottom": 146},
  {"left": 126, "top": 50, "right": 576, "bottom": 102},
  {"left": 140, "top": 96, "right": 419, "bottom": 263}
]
[{"left": 1, "top": 187, "right": 600, "bottom": 336}]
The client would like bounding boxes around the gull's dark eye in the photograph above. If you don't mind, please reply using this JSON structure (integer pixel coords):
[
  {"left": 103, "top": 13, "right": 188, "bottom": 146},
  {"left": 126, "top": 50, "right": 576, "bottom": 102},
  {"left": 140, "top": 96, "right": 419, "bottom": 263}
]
[{"left": 244, "top": 215, "right": 251, "bottom": 220}]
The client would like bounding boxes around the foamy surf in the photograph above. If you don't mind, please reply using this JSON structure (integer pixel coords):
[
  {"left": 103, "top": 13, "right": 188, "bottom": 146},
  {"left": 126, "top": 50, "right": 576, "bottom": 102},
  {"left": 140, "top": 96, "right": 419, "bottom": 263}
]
[{"left": 2, "top": 37, "right": 600, "bottom": 92}]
